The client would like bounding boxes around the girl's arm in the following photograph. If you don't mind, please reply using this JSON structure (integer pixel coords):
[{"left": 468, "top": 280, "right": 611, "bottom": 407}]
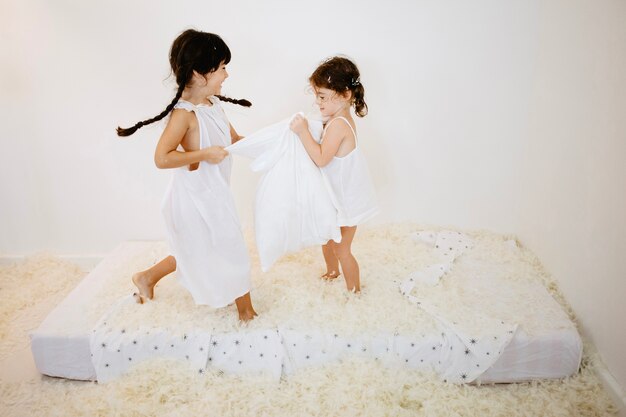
[
  {"left": 229, "top": 123, "right": 244, "bottom": 144},
  {"left": 290, "top": 114, "right": 347, "bottom": 167},
  {"left": 154, "top": 109, "right": 228, "bottom": 169}
]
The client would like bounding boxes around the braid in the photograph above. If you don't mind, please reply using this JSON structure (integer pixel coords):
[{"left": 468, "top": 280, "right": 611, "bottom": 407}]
[
  {"left": 116, "top": 83, "right": 185, "bottom": 137},
  {"left": 215, "top": 95, "right": 252, "bottom": 107},
  {"left": 116, "top": 30, "right": 250, "bottom": 136}
]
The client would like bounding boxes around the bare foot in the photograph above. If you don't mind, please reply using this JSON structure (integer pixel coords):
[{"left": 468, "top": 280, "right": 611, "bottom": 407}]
[
  {"left": 132, "top": 271, "right": 155, "bottom": 304},
  {"left": 235, "top": 292, "right": 257, "bottom": 322},
  {"left": 238, "top": 309, "right": 258, "bottom": 322},
  {"left": 321, "top": 270, "right": 341, "bottom": 280},
  {"left": 132, "top": 292, "right": 145, "bottom": 304}
]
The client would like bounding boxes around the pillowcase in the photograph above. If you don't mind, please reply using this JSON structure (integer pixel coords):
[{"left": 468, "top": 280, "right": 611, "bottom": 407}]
[{"left": 226, "top": 115, "right": 341, "bottom": 272}]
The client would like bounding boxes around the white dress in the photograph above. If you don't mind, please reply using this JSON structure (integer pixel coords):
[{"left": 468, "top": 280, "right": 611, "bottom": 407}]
[
  {"left": 161, "top": 97, "right": 251, "bottom": 307},
  {"left": 320, "top": 117, "right": 378, "bottom": 226}
]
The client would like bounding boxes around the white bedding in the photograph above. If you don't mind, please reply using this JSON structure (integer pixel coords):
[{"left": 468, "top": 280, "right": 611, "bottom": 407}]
[
  {"left": 30, "top": 228, "right": 582, "bottom": 383},
  {"left": 225, "top": 116, "right": 340, "bottom": 272},
  {"left": 30, "top": 242, "right": 169, "bottom": 380}
]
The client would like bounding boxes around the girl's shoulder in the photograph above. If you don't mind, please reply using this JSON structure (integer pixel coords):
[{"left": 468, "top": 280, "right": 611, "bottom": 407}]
[
  {"left": 167, "top": 105, "right": 197, "bottom": 129},
  {"left": 325, "top": 116, "right": 356, "bottom": 136},
  {"left": 175, "top": 97, "right": 221, "bottom": 111},
  {"left": 172, "top": 97, "right": 226, "bottom": 126},
  {"left": 174, "top": 99, "right": 196, "bottom": 112}
]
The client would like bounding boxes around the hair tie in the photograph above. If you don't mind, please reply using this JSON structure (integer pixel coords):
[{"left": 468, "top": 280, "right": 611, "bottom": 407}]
[{"left": 351, "top": 77, "right": 361, "bottom": 87}]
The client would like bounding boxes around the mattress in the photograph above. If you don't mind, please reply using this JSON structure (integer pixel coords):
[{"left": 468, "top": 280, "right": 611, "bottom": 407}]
[
  {"left": 30, "top": 227, "right": 582, "bottom": 384},
  {"left": 30, "top": 242, "right": 166, "bottom": 381}
]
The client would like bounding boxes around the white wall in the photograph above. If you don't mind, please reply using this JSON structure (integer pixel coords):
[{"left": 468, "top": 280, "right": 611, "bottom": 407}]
[
  {"left": 1, "top": 0, "right": 624, "bottom": 397},
  {"left": 0, "top": 0, "right": 542, "bottom": 254},
  {"left": 516, "top": 0, "right": 626, "bottom": 397}
]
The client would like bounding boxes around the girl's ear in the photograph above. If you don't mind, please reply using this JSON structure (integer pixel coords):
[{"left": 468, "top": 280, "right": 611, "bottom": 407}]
[{"left": 191, "top": 70, "right": 208, "bottom": 86}]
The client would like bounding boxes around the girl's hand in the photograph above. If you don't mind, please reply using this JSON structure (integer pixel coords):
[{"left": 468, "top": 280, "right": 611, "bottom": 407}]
[
  {"left": 289, "top": 114, "right": 309, "bottom": 136},
  {"left": 203, "top": 146, "right": 229, "bottom": 164}
]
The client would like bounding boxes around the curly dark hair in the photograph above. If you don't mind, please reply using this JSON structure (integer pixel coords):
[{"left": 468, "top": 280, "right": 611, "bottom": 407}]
[{"left": 309, "top": 56, "right": 367, "bottom": 117}]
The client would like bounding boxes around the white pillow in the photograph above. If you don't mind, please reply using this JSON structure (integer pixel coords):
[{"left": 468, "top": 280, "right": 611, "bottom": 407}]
[{"left": 226, "top": 115, "right": 341, "bottom": 271}]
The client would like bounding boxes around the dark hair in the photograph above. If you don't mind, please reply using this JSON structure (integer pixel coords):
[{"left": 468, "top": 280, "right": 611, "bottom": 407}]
[
  {"left": 117, "top": 29, "right": 251, "bottom": 137},
  {"left": 309, "top": 56, "right": 367, "bottom": 117}
]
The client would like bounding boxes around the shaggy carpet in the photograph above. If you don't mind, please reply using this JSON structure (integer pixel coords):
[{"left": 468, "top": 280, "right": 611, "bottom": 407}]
[{"left": 0, "top": 225, "right": 617, "bottom": 416}]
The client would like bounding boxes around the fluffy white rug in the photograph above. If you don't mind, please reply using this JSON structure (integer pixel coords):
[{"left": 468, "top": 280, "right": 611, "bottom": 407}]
[
  {"left": 0, "top": 224, "right": 618, "bottom": 416},
  {"left": 0, "top": 255, "right": 84, "bottom": 360}
]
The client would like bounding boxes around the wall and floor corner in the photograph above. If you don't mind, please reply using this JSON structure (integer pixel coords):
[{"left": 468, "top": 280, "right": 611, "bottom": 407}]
[
  {"left": 0, "top": 0, "right": 624, "bottom": 411},
  {"left": 514, "top": 2, "right": 626, "bottom": 412}
]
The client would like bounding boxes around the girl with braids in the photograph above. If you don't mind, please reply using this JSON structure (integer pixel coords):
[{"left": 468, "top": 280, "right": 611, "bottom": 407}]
[
  {"left": 290, "top": 56, "right": 378, "bottom": 293},
  {"left": 117, "top": 29, "right": 257, "bottom": 321}
]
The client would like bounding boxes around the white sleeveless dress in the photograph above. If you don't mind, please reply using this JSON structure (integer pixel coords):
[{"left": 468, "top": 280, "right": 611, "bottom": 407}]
[
  {"left": 320, "top": 117, "right": 378, "bottom": 227},
  {"left": 161, "top": 97, "right": 251, "bottom": 307}
]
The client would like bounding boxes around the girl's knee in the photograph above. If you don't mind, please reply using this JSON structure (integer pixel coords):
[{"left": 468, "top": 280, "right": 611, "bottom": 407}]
[{"left": 333, "top": 247, "right": 353, "bottom": 261}]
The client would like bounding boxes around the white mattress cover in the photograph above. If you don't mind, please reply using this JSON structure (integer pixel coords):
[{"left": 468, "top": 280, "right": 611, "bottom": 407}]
[
  {"left": 30, "top": 242, "right": 151, "bottom": 380},
  {"left": 30, "top": 241, "right": 582, "bottom": 383}
]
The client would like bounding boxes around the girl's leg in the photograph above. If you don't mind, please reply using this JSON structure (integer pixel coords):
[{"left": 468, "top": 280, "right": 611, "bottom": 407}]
[
  {"left": 132, "top": 255, "right": 176, "bottom": 303},
  {"left": 332, "top": 226, "right": 360, "bottom": 292},
  {"left": 321, "top": 241, "right": 340, "bottom": 279},
  {"left": 235, "top": 292, "right": 257, "bottom": 322}
]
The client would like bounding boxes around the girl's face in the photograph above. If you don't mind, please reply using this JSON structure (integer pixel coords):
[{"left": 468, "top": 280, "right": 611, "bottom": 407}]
[
  {"left": 198, "top": 61, "right": 229, "bottom": 96},
  {"left": 313, "top": 86, "right": 350, "bottom": 118}
]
